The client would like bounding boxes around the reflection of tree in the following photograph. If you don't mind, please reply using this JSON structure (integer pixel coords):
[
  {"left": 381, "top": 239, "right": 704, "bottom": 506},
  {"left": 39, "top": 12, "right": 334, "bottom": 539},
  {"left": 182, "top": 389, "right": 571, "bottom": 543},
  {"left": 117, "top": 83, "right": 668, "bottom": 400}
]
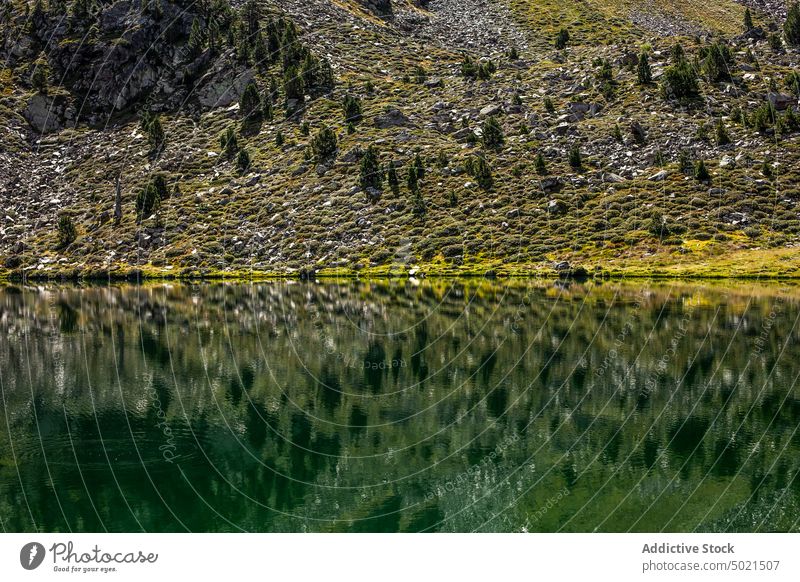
[{"left": 0, "top": 281, "right": 799, "bottom": 532}]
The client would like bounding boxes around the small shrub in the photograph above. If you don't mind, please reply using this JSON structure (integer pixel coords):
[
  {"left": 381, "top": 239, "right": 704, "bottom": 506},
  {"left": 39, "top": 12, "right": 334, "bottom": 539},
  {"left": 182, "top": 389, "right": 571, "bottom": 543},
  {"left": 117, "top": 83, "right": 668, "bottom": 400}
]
[
  {"left": 236, "top": 148, "right": 251, "bottom": 172},
  {"left": 57, "top": 214, "right": 76, "bottom": 248},
  {"left": 568, "top": 145, "right": 582, "bottom": 169},
  {"left": 310, "top": 127, "right": 338, "bottom": 161},
  {"left": 555, "top": 28, "right": 570, "bottom": 49},
  {"left": 481, "top": 116, "right": 505, "bottom": 149}
]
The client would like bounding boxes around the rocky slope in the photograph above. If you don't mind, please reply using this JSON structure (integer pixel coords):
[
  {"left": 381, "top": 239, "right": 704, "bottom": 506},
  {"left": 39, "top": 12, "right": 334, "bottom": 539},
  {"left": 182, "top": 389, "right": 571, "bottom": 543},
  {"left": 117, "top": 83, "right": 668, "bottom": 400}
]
[{"left": 1, "top": 0, "right": 800, "bottom": 279}]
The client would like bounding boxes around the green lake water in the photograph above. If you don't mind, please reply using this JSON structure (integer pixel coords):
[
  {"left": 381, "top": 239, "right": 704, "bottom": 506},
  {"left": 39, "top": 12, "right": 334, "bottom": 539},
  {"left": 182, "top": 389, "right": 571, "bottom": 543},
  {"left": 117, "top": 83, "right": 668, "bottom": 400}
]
[{"left": 1, "top": 280, "right": 799, "bottom": 532}]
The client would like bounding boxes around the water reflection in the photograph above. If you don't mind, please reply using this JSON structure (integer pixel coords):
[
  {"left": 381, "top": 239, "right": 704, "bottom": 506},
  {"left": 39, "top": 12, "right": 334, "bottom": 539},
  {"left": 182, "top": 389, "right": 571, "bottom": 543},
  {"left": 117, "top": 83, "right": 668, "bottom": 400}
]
[{"left": 0, "top": 280, "right": 799, "bottom": 532}]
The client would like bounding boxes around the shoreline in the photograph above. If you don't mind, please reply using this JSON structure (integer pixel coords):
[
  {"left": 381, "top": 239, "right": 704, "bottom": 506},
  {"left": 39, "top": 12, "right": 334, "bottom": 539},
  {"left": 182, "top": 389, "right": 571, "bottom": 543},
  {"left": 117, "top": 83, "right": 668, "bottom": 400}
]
[{"left": 3, "top": 262, "right": 800, "bottom": 283}]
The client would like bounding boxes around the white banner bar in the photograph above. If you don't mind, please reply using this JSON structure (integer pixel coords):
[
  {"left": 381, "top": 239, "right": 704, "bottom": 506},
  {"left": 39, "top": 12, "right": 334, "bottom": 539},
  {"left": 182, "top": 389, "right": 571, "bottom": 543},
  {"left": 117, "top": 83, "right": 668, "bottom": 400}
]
[{"left": 1, "top": 534, "right": 798, "bottom": 581}]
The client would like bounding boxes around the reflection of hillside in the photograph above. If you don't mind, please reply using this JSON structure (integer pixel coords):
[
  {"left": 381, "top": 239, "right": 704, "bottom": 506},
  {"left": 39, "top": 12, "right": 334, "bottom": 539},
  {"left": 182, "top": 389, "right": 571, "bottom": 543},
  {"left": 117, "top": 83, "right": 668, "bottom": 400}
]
[{"left": 1, "top": 281, "right": 799, "bottom": 532}]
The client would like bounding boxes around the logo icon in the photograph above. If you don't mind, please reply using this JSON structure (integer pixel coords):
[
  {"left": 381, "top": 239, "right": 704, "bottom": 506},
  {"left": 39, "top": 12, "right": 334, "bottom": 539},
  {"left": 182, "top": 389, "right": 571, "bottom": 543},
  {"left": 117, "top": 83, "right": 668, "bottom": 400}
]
[{"left": 20, "top": 542, "right": 46, "bottom": 570}]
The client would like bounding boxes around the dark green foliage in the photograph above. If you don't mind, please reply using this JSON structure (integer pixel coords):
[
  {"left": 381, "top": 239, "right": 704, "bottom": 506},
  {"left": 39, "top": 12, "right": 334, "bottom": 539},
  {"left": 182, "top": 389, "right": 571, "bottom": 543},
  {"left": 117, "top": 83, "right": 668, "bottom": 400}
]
[
  {"left": 410, "top": 189, "right": 425, "bottom": 216},
  {"left": 637, "top": 52, "right": 652, "bottom": 85},
  {"left": 146, "top": 115, "right": 165, "bottom": 152},
  {"left": 535, "top": 153, "right": 548, "bottom": 175},
  {"left": 301, "top": 53, "right": 334, "bottom": 96},
  {"left": 670, "top": 43, "right": 685, "bottom": 63},
  {"left": 769, "top": 33, "right": 783, "bottom": 52},
  {"left": 412, "top": 154, "right": 426, "bottom": 181},
  {"left": 310, "top": 127, "right": 338, "bottom": 161},
  {"left": 481, "top": 116, "right": 505, "bottom": 149},
  {"left": 468, "top": 155, "right": 493, "bottom": 190},
  {"left": 281, "top": 19, "right": 306, "bottom": 70},
  {"left": 509, "top": 46, "right": 519, "bottom": 60},
  {"left": 786, "top": 71, "right": 800, "bottom": 96},
  {"left": 240, "top": 81, "right": 261, "bottom": 120},
  {"left": 136, "top": 174, "right": 169, "bottom": 222},
  {"left": 360, "top": 146, "right": 384, "bottom": 192},
  {"left": 407, "top": 163, "right": 420, "bottom": 194},
  {"left": 762, "top": 159, "right": 774, "bottom": 179},
  {"left": 262, "top": 96, "right": 273, "bottom": 121},
  {"left": 613, "top": 124, "right": 623, "bottom": 142},
  {"left": 342, "top": 94, "right": 362, "bottom": 124},
  {"left": 252, "top": 31, "right": 269, "bottom": 70},
  {"left": 649, "top": 211, "right": 670, "bottom": 238},
  {"left": 300, "top": 122, "right": 310, "bottom": 136},
  {"left": 744, "top": 8, "right": 754, "bottom": 31},
  {"left": 785, "top": 2, "right": 800, "bottom": 46},
  {"left": 543, "top": 97, "right": 555, "bottom": 113},
  {"left": 751, "top": 102, "right": 774, "bottom": 133},
  {"left": 661, "top": 59, "right": 699, "bottom": 101},
  {"left": 568, "top": 145, "right": 582, "bottom": 169},
  {"left": 188, "top": 17, "right": 205, "bottom": 58},
  {"left": 57, "top": 214, "right": 76, "bottom": 248},
  {"left": 283, "top": 65, "right": 305, "bottom": 112},
  {"left": 414, "top": 65, "right": 428, "bottom": 84},
  {"left": 220, "top": 126, "right": 239, "bottom": 158},
  {"left": 694, "top": 159, "right": 710, "bottom": 181},
  {"left": 387, "top": 163, "right": 400, "bottom": 194},
  {"left": 595, "top": 58, "right": 613, "bottom": 81},
  {"left": 236, "top": 148, "right": 251, "bottom": 172},
  {"left": 275, "top": 130, "right": 284, "bottom": 146},
  {"left": 476, "top": 60, "right": 496, "bottom": 80},
  {"left": 461, "top": 55, "right": 478, "bottom": 79},
  {"left": 701, "top": 42, "right": 733, "bottom": 82},
  {"left": 555, "top": 28, "right": 570, "bottom": 50},
  {"left": 31, "top": 53, "right": 49, "bottom": 93}
]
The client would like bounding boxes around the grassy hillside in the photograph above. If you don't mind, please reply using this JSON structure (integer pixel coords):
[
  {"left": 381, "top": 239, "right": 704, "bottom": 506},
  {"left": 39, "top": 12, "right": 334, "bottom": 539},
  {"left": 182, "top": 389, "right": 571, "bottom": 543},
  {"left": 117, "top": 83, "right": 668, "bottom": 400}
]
[{"left": 1, "top": 0, "right": 800, "bottom": 279}]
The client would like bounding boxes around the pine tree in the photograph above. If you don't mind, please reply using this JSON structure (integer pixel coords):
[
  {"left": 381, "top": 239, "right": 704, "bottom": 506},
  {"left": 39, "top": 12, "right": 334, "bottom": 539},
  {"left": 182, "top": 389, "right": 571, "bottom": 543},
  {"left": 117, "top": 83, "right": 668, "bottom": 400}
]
[
  {"left": 342, "top": 94, "right": 362, "bottom": 124},
  {"left": 555, "top": 28, "right": 570, "bottom": 50},
  {"left": 568, "top": 145, "right": 582, "bottom": 169},
  {"left": 31, "top": 53, "right": 49, "bottom": 94},
  {"left": 470, "top": 156, "right": 493, "bottom": 190},
  {"left": 661, "top": 59, "right": 699, "bottom": 100},
  {"left": 407, "top": 164, "right": 419, "bottom": 194},
  {"left": 253, "top": 31, "right": 268, "bottom": 70},
  {"left": 147, "top": 116, "right": 165, "bottom": 152},
  {"left": 744, "top": 8, "right": 754, "bottom": 31},
  {"left": 412, "top": 154, "right": 425, "bottom": 180},
  {"left": 786, "top": 3, "right": 800, "bottom": 46},
  {"left": 283, "top": 65, "right": 305, "bottom": 113},
  {"left": 310, "top": 127, "right": 338, "bottom": 161},
  {"left": 387, "top": 163, "right": 400, "bottom": 194},
  {"left": 240, "top": 81, "right": 262, "bottom": 120},
  {"left": 694, "top": 159, "right": 710, "bottom": 181},
  {"left": 136, "top": 174, "right": 169, "bottom": 222},
  {"left": 236, "top": 148, "right": 251, "bottom": 172},
  {"left": 535, "top": 153, "right": 548, "bottom": 175},
  {"left": 360, "top": 146, "right": 384, "bottom": 193},
  {"left": 188, "top": 17, "right": 205, "bottom": 58},
  {"left": 715, "top": 118, "right": 730, "bottom": 145},
  {"left": 637, "top": 52, "right": 652, "bottom": 85},
  {"left": 481, "top": 116, "right": 505, "bottom": 149},
  {"left": 220, "top": 126, "right": 239, "bottom": 158},
  {"left": 57, "top": 214, "right": 77, "bottom": 248},
  {"left": 262, "top": 95, "right": 273, "bottom": 121}
]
